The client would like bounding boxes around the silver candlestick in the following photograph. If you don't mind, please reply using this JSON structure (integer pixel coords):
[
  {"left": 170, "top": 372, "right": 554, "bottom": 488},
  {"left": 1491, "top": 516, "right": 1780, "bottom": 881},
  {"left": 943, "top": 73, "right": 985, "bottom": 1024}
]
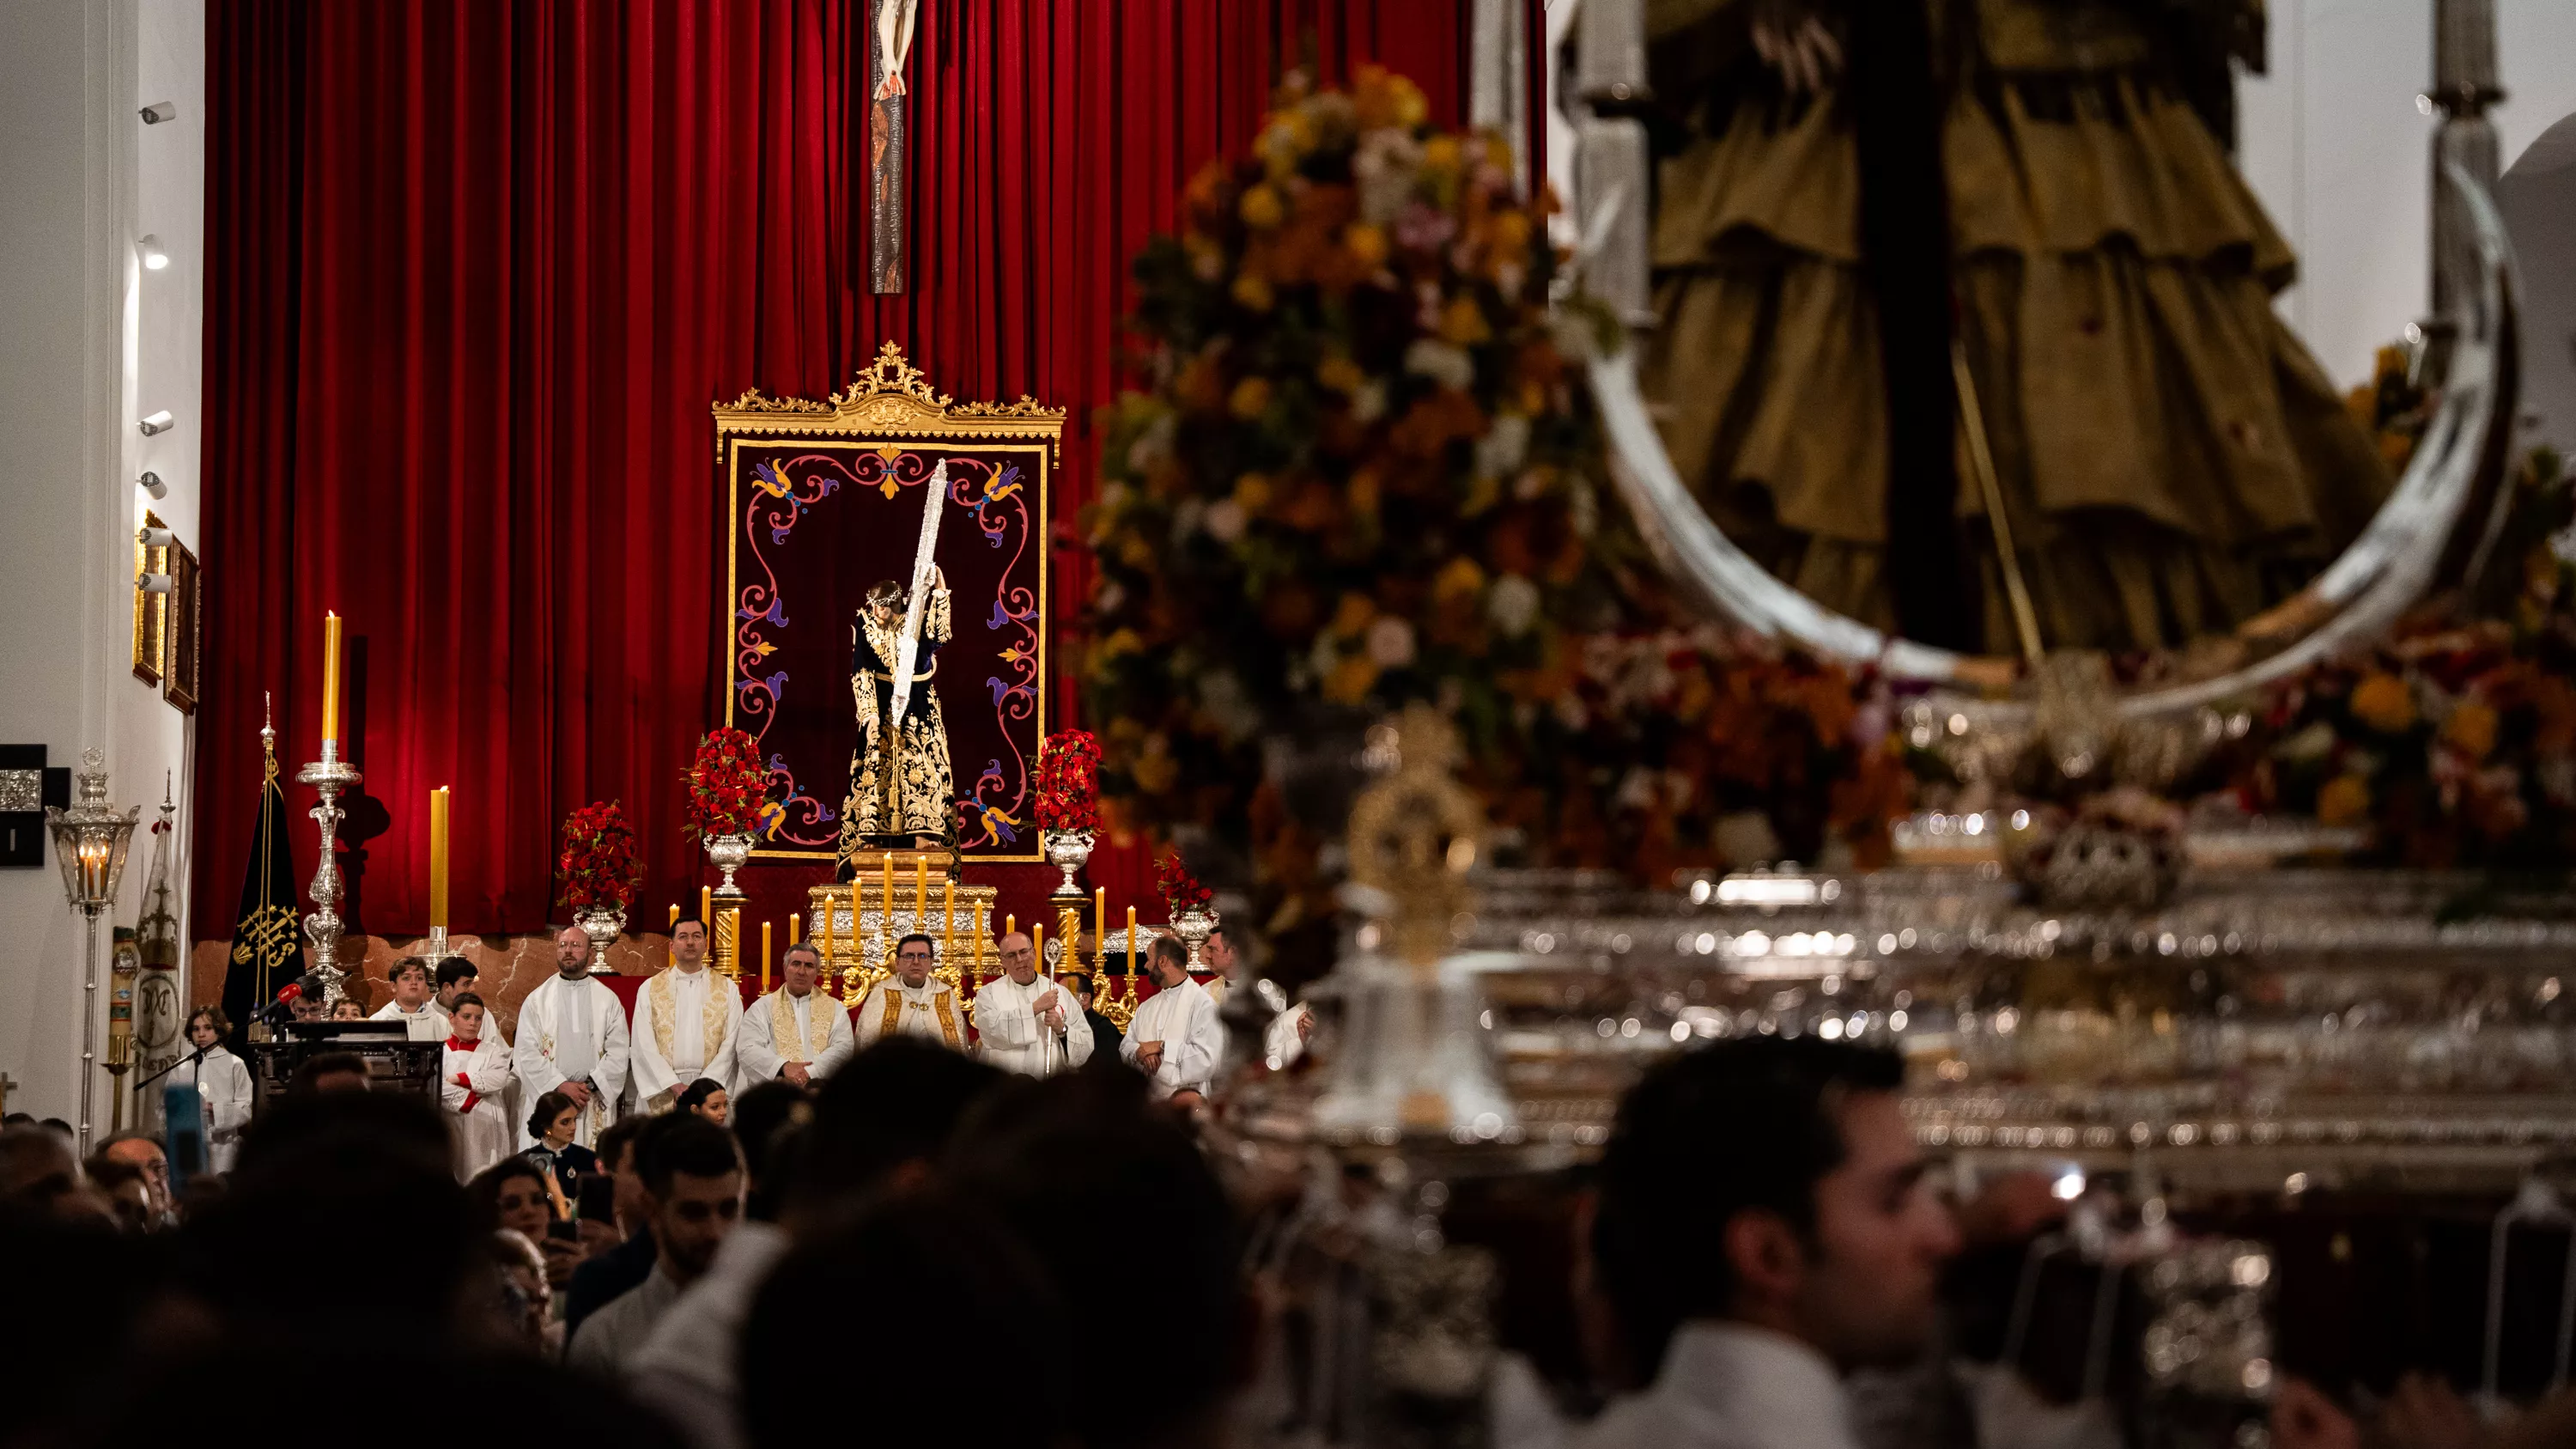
[{"left": 295, "top": 740, "right": 363, "bottom": 1005}]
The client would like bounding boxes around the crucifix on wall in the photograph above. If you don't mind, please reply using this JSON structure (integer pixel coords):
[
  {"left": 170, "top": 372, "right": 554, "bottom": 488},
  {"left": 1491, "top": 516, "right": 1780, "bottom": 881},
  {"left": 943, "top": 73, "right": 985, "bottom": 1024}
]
[{"left": 869, "top": 0, "right": 920, "bottom": 294}]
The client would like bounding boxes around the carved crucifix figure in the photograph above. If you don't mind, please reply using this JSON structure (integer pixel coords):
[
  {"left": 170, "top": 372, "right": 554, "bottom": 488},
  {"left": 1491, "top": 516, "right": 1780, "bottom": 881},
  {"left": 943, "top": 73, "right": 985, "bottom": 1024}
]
[{"left": 869, "top": 0, "right": 920, "bottom": 294}]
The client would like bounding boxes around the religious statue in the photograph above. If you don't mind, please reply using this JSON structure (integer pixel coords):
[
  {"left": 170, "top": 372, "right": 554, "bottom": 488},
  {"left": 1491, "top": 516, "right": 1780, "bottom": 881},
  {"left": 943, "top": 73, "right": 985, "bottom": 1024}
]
[
  {"left": 837, "top": 564, "right": 954, "bottom": 873},
  {"left": 1641, "top": 0, "right": 2391, "bottom": 657}
]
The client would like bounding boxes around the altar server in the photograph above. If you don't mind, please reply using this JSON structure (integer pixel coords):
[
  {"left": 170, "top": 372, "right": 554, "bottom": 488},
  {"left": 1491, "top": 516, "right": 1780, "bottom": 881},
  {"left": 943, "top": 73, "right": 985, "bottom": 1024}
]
[
  {"left": 442, "top": 993, "right": 517, "bottom": 1178},
  {"left": 435, "top": 957, "right": 507, "bottom": 1044},
  {"left": 973, "top": 930, "right": 1092, "bottom": 1076},
  {"left": 738, "top": 942, "right": 854, "bottom": 1087},
  {"left": 174, "top": 1006, "right": 255, "bottom": 1172},
  {"left": 854, "top": 934, "right": 966, "bottom": 1051},
  {"left": 630, "top": 917, "right": 744, "bottom": 1111},
  {"left": 513, "top": 926, "right": 630, "bottom": 1148},
  {"left": 371, "top": 955, "right": 448, "bottom": 1040},
  {"left": 1120, "top": 935, "right": 1224, "bottom": 1101}
]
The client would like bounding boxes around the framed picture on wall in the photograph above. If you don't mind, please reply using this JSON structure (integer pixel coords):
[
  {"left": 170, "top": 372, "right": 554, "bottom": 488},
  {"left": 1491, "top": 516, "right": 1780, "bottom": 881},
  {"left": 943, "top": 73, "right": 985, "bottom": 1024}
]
[
  {"left": 131, "top": 511, "right": 167, "bottom": 685},
  {"left": 163, "top": 540, "right": 199, "bottom": 715}
]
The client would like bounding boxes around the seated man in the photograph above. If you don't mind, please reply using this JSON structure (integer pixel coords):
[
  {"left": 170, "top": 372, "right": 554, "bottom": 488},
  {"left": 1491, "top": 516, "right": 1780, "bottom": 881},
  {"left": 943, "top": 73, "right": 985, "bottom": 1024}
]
[
  {"left": 854, "top": 934, "right": 965, "bottom": 1052},
  {"left": 565, "top": 1115, "right": 744, "bottom": 1373},
  {"left": 1579, "top": 1038, "right": 1963, "bottom": 1449},
  {"left": 737, "top": 942, "right": 854, "bottom": 1087}
]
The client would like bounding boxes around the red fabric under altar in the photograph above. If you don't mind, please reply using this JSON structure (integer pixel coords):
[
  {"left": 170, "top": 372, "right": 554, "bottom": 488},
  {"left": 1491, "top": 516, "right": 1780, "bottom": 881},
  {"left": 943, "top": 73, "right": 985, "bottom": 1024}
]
[{"left": 197, "top": 0, "right": 1513, "bottom": 942}]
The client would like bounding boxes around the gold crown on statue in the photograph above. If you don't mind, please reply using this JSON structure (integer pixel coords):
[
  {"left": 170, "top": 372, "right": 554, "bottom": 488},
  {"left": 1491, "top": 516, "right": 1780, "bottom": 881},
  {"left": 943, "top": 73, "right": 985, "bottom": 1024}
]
[{"left": 1345, "top": 704, "right": 1484, "bottom": 968}]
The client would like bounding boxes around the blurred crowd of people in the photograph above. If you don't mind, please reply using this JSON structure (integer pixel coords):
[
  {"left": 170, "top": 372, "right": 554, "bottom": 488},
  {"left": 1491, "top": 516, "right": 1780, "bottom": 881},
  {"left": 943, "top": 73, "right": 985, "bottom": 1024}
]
[{"left": 5, "top": 1017, "right": 2567, "bottom": 1449}]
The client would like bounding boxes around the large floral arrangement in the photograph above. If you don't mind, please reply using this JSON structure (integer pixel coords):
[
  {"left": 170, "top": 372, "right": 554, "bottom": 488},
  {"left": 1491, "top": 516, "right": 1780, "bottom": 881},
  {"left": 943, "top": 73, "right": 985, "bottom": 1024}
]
[
  {"left": 683, "top": 728, "right": 767, "bottom": 840},
  {"left": 1083, "top": 70, "right": 1907, "bottom": 955},
  {"left": 557, "top": 800, "right": 642, "bottom": 915},
  {"left": 1034, "top": 730, "right": 1103, "bottom": 833},
  {"left": 1158, "top": 851, "right": 1213, "bottom": 916}
]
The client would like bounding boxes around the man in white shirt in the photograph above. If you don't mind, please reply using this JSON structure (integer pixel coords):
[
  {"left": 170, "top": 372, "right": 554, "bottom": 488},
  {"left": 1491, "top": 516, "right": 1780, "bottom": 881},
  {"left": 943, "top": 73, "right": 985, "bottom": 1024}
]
[
  {"left": 1118, "top": 935, "right": 1223, "bottom": 1101},
  {"left": 513, "top": 926, "right": 632, "bottom": 1148},
  {"left": 566, "top": 1114, "right": 744, "bottom": 1373},
  {"left": 1577, "top": 1038, "right": 1964, "bottom": 1449},
  {"left": 972, "top": 930, "right": 1092, "bottom": 1076},
  {"left": 631, "top": 916, "right": 745, "bottom": 1111},
  {"left": 370, "top": 956, "right": 447, "bottom": 1040},
  {"left": 736, "top": 942, "right": 854, "bottom": 1087},
  {"left": 854, "top": 934, "right": 965, "bottom": 1051}
]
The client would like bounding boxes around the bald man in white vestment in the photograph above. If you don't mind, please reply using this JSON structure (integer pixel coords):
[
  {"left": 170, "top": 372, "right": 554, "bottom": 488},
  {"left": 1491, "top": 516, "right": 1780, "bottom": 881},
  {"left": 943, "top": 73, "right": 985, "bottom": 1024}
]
[
  {"left": 971, "top": 930, "right": 1092, "bottom": 1076},
  {"left": 513, "top": 926, "right": 631, "bottom": 1148}
]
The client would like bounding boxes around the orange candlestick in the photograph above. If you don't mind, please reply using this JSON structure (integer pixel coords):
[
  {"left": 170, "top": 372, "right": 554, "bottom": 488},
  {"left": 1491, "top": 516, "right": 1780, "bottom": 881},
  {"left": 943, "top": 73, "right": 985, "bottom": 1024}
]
[
  {"left": 761, "top": 921, "right": 774, "bottom": 992},
  {"left": 319, "top": 612, "right": 342, "bottom": 744},
  {"left": 700, "top": 885, "right": 713, "bottom": 925}
]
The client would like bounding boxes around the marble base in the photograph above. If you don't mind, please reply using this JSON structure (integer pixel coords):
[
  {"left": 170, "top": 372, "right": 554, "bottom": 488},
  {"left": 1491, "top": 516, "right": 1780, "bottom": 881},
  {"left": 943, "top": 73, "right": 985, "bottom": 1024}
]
[{"left": 190, "top": 929, "right": 682, "bottom": 1042}]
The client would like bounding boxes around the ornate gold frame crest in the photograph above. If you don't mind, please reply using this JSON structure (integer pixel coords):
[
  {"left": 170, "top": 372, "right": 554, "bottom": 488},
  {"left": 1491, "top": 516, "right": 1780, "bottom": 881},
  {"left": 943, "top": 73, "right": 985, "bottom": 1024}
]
[{"left": 712, "top": 343, "right": 1066, "bottom": 863}]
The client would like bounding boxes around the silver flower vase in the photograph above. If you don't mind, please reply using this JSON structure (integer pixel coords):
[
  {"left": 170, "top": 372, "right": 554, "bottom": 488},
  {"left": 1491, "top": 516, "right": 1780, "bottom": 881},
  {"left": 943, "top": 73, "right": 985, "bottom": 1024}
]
[
  {"left": 1043, "top": 827, "right": 1095, "bottom": 906},
  {"left": 574, "top": 906, "right": 626, "bottom": 974},
  {"left": 705, "top": 832, "right": 756, "bottom": 900},
  {"left": 1172, "top": 903, "right": 1217, "bottom": 971}
]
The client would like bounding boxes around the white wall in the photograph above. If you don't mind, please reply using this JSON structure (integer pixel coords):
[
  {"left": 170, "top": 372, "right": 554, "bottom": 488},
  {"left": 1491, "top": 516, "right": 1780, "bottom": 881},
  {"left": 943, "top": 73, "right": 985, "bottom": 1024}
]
[
  {"left": 2239, "top": 0, "right": 2576, "bottom": 390},
  {"left": 0, "top": 0, "right": 201, "bottom": 1140}
]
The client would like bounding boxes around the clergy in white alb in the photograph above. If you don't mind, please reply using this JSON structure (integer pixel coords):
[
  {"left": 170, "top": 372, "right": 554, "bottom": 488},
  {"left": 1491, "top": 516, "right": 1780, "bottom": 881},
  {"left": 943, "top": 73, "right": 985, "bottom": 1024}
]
[
  {"left": 441, "top": 993, "right": 518, "bottom": 1179},
  {"left": 854, "top": 933, "right": 967, "bottom": 1052},
  {"left": 371, "top": 955, "right": 450, "bottom": 1040},
  {"left": 737, "top": 943, "right": 854, "bottom": 1087},
  {"left": 177, "top": 1006, "right": 256, "bottom": 1173},
  {"left": 972, "top": 930, "right": 1094, "bottom": 1076},
  {"left": 631, "top": 917, "right": 745, "bottom": 1111},
  {"left": 1119, "top": 935, "right": 1224, "bottom": 1100},
  {"left": 513, "top": 927, "right": 632, "bottom": 1148}
]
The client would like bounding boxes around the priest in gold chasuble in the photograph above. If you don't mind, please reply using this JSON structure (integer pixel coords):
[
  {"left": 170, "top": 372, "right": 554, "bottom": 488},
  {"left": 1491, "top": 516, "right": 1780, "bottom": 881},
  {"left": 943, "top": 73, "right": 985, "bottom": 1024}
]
[{"left": 836, "top": 569, "right": 956, "bottom": 874}]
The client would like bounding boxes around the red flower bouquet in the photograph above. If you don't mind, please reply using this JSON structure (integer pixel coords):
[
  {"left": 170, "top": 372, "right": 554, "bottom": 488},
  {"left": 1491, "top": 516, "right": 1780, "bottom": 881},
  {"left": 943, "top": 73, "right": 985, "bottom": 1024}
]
[
  {"left": 683, "top": 727, "right": 767, "bottom": 839},
  {"left": 557, "top": 801, "right": 642, "bottom": 914},
  {"left": 1034, "top": 730, "right": 1103, "bottom": 833},
  {"left": 1157, "top": 852, "right": 1213, "bottom": 916}
]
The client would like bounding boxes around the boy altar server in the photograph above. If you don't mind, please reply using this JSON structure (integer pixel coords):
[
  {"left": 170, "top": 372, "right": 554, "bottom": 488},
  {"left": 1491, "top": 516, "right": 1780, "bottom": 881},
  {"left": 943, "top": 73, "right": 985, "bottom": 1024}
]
[
  {"left": 854, "top": 934, "right": 966, "bottom": 1051},
  {"left": 1121, "top": 935, "right": 1224, "bottom": 1102},
  {"left": 972, "top": 930, "right": 1092, "bottom": 1076},
  {"left": 514, "top": 926, "right": 631, "bottom": 1148},
  {"left": 630, "top": 916, "right": 745, "bottom": 1111},
  {"left": 371, "top": 956, "right": 448, "bottom": 1040},
  {"left": 738, "top": 942, "right": 854, "bottom": 1086},
  {"left": 441, "top": 992, "right": 517, "bottom": 1178}
]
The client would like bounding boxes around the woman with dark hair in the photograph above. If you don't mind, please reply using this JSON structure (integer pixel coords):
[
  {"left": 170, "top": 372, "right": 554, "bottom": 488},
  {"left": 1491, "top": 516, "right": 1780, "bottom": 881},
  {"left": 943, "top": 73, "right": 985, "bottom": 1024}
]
[
  {"left": 520, "top": 1089, "right": 597, "bottom": 1206},
  {"left": 465, "top": 1157, "right": 556, "bottom": 1245},
  {"left": 172, "top": 1006, "right": 254, "bottom": 1172},
  {"left": 675, "top": 1077, "right": 729, "bottom": 1128}
]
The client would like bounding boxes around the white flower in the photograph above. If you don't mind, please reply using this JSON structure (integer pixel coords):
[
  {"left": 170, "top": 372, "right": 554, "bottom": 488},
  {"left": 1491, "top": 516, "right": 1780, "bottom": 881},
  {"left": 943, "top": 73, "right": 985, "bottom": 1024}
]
[
  {"left": 1204, "top": 498, "right": 1247, "bottom": 543},
  {"left": 1486, "top": 575, "right": 1540, "bottom": 637},
  {"left": 1365, "top": 616, "right": 1418, "bottom": 668},
  {"left": 1474, "top": 411, "right": 1531, "bottom": 479},
  {"left": 1404, "top": 338, "right": 1474, "bottom": 393},
  {"left": 1353, "top": 128, "right": 1422, "bottom": 223}
]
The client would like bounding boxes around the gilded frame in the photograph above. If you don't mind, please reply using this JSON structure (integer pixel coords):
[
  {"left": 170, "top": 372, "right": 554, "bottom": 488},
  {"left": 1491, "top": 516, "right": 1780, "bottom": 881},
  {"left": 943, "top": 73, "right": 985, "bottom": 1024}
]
[
  {"left": 162, "top": 539, "right": 200, "bottom": 715},
  {"left": 712, "top": 343, "right": 1064, "bottom": 864},
  {"left": 131, "top": 510, "right": 166, "bottom": 685}
]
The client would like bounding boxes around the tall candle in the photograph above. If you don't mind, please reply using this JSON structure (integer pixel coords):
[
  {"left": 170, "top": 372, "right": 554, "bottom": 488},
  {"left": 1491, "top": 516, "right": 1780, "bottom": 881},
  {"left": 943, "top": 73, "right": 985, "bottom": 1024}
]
[
  {"left": 669, "top": 904, "right": 680, "bottom": 930},
  {"left": 883, "top": 854, "right": 896, "bottom": 933},
  {"left": 819, "top": 898, "right": 833, "bottom": 965},
  {"left": 914, "top": 857, "right": 928, "bottom": 923},
  {"left": 700, "top": 885, "right": 713, "bottom": 924},
  {"left": 787, "top": 912, "right": 800, "bottom": 946},
  {"left": 942, "top": 877, "right": 956, "bottom": 958},
  {"left": 762, "top": 920, "right": 774, "bottom": 992},
  {"left": 1127, "top": 905, "right": 1138, "bottom": 975},
  {"left": 1033, "top": 920, "right": 1044, "bottom": 977},
  {"left": 319, "top": 612, "right": 342, "bottom": 743},
  {"left": 975, "top": 902, "right": 987, "bottom": 970},
  {"left": 1095, "top": 886, "right": 1107, "bottom": 967},
  {"left": 428, "top": 786, "right": 450, "bottom": 930}
]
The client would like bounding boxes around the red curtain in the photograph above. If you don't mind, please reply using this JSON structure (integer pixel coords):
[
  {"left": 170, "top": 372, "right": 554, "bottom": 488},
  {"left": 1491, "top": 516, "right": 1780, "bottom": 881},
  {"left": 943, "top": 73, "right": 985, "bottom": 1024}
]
[{"left": 197, "top": 0, "right": 1476, "bottom": 941}]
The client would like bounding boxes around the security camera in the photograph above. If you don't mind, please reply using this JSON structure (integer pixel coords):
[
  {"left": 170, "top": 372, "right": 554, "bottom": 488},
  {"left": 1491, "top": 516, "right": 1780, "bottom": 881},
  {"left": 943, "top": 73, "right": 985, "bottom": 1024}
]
[
  {"left": 139, "top": 101, "right": 178, "bottom": 125},
  {"left": 138, "top": 411, "right": 173, "bottom": 435},
  {"left": 137, "top": 471, "right": 167, "bottom": 499}
]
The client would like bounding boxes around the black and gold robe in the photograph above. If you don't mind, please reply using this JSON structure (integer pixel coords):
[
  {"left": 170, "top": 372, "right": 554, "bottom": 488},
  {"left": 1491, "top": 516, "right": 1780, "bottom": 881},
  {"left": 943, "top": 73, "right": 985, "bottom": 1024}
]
[{"left": 836, "top": 588, "right": 955, "bottom": 874}]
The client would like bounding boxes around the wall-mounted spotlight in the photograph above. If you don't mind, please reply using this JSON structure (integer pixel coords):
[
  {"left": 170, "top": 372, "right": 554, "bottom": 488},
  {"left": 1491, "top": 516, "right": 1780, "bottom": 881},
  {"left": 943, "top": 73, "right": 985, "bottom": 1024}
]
[
  {"left": 137, "top": 411, "right": 173, "bottom": 436},
  {"left": 136, "top": 571, "right": 174, "bottom": 594},
  {"left": 137, "top": 235, "right": 169, "bottom": 271},
  {"left": 137, "top": 525, "right": 173, "bottom": 548},
  {"left": 139, "top": 101, "right": 178, "bottom": 125},
  {"left": 137, "top": 471, "right": 167, "bottom": 499}
]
